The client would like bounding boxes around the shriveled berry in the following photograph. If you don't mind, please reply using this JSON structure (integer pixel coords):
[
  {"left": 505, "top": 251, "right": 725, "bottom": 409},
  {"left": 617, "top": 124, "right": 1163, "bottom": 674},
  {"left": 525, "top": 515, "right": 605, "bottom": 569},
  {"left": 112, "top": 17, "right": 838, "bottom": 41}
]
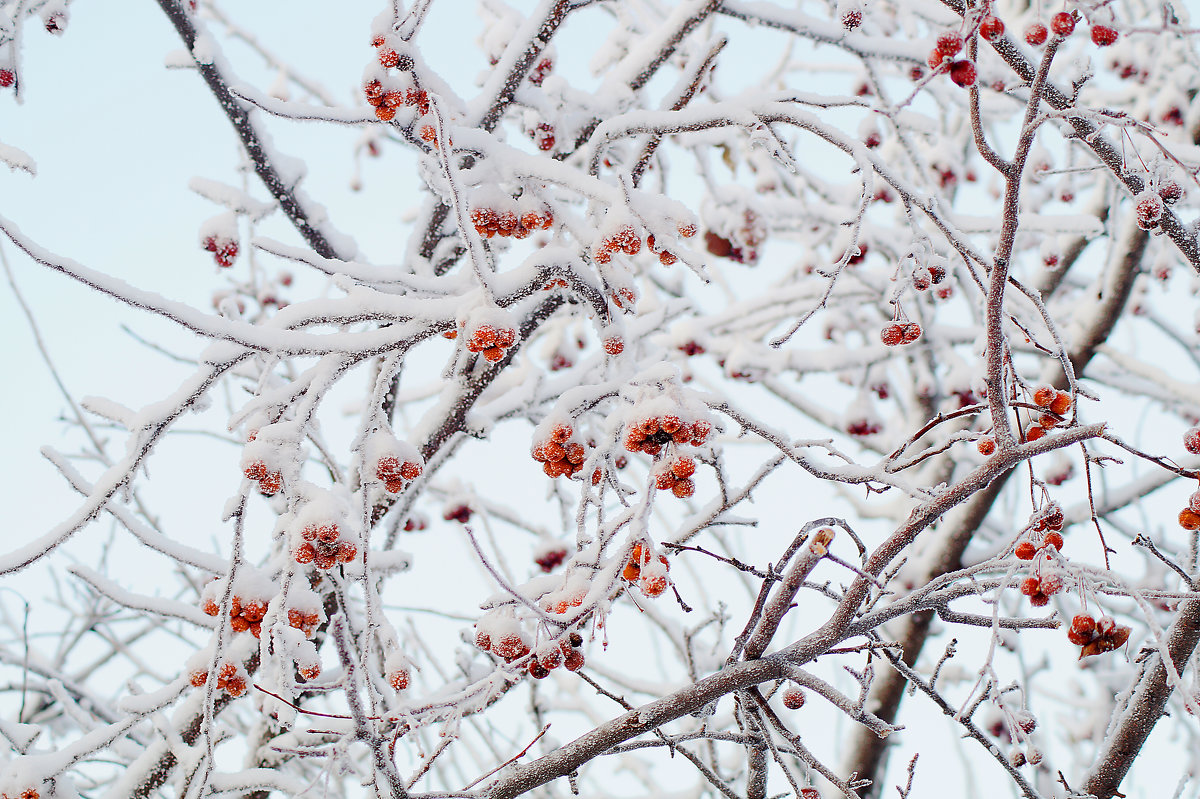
[{"left": 901, "top": 323, "right": 922, "bottom": 344}]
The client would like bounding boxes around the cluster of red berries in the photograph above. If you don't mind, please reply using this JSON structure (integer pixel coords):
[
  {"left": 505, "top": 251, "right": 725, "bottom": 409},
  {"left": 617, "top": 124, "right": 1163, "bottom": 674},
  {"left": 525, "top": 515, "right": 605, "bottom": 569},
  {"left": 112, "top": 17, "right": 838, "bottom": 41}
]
[
  {"left": 542, "top": 584, "right": 586, "bottom": 614},
  {"left": 1019, "top": 570, "right": 1064, "bottom": 607},
  {"left": 623, "top": 414, "right": 713, "bottom": 456},
  {"left": 190, "top": 661, "right": 248, "bottom": 697},
  {"left": 202, "top": 235, "right": 239, "bottom": 268},
  {"left": 294, "top": 524, "right": 357, "bottom": 570},
  {"left": 846, "top": 418, "right": 881, "bottom": 437},
  {"left": 203, "top": 594, "right": 268, "bottom": 639},
  {"left": 1025, "top": 19, "right": 1118, "bottom": 46},
  {"left": 527, "top": 633, "right": 586, "bottom": 678},
  {"left": 444, "top": 503, "right": 472, "bottom": 523},
  {"left": 1014, "top": 529, "right": 1064, "bottom": 561},
  {"left": 679, "top": 340, "right": 706, "bottom": 356},
  {"left": 1067, "top": 614, "right": 1131, "bottom": 658},
  {"left": 879, "top": 322, "right": 922, "bottom": 346},
  {"left": 594, "top": 225, "right": 643, "bottom": 264},
  {"left": 910, "top": 264, "right": 948, "bottom": 291},
  {"left": 782, "top": 686, "right": 806, "bottom": 709},
  {"left": 529, "top": 57, "right": 553, "bottom": 86},
  {"left": 531, "top": 121, "right": 555, "bottom": 151},
  {"left": 531, "top": 422, "right": 588, "bottom": 479},
  {"left": 1025, "top": 386, "right": 1072, "bottom": 442},
  {"left": 654, "top": 456, "right": 697, "bottom": 498},
  {"left": 622, "top": 542, "right": 671, "bottom": 598},
  {"left": 1134, "top": 190, "right": 1165, "bottom": 231},
  {"left": 0, "top": 70, "right": 14, "bottom": 89},
  {"left": 475, "top": 622, "right": 531, "bottom": 662},
  {"left": 465, "top": 324, "right": 517, "bottom": 363},
  {"left": 243, "top": 460, "right": 283, "bottom": 496},
  {"left": 1032, "top": 501, "right": 1066, "bottom": 535},
  {"left": 376, "top": 454, "right": 423, "bottom": 493},
  {"left": 469, "top": 202, "right": 554, "bottom": 239},
  {"left": 364, "top": 79, "right": 428, "bottom": 122},
  {"left": 926, "top": 31, "right": 977, "bottom": 87},
  {"left": 287, "top": 608, "right": 322, "bottom": 637}
]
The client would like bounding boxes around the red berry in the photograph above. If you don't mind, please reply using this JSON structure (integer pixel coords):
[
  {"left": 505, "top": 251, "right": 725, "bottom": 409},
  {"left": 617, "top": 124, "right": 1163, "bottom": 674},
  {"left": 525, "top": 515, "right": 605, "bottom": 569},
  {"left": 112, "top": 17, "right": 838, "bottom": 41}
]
[
  {"left": 782, "top": 687, "right": 806, "bottom": 709},
  {"left": 603, "top": 337, "right": 624, "bottom": 355},
  {"left": 379, "top": 49, "right": 400, "bottom": 68},
  {"left": 979, "top": 16, "right": 1005, "bottom": 41},
  {"left": 389, "top": 669, "right": 410, "bottom": 690},
  {"left": 949, "top": 59, "right": 977, "bottom": 87},
  {"left": 1014, "top": 541, "right": 1037, "bottom": 560},
  {"left": 1025, "top": 23, "right": 1048, "bottom": 46},
  {"left": 1134, "top": 190, "right": 1164, "bottom": 231},
  {"left": 1071, "top": 614, "right": 1096, "bottom": 636},
  {"left": 936, "top": 31, "right": 964, "bottom": 57},
  {"left": 977, "top": 437, "right": 996, "bottom": 456},
  {"left": 1020, "top": 577, "right": 1041, "bottom": 596},
  {"left": 1186, "top": 427, "right": 1200, "bottom": 454},
  {"left": 1025, "top": 426, "right": 1046, "bottom": 443},
  {"left": 0, "top": 70, "right": 13, "bottom": 89},
  {"left": 1050, "top": 12, "right": 1076, "bottom": 37},
  {"left": 1043, "top": 531, "right": 1064, "bottom": 552},
  {"left": 927, "top": 49, "right": 947, "bottom": 71},
  {"left": 1049, "top": 390, "right": 1072, "bottom": 416},
  {"left": 1091, "top": 25, "right": 1118, "bottom": 46},
  {"left": 901, "top": 322, "right": 922, "bottom": 344},
  {"left": 1032, "top": 385, "right": 1056, "bottom": 407},
  {"left": 1160, "top": 181, "right": 1183, "bottom": 205},
  {"left": 881, "top": 324, "right": 903, "bottom": 346}
]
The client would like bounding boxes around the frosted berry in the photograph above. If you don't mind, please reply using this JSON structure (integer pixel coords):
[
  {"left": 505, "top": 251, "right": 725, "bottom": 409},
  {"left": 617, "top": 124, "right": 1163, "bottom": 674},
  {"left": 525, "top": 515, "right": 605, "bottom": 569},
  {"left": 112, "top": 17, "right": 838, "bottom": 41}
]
[
  {"left": 1091, "top": 25, "right": 1118, "bottom": 46},
  {"left": 841, "top": 9, "right": 862, "bottom": 30},
  {"left": 0, "top": 70, "right": 13, "bottom": 89},
  {"left": 1014, "top": 541, "right": 1037, "bottom": 560},
  {"left": 979, "top": 16, "right": 1005, "bottom": 41},
  {"left": 1050, "top": 12, "right": 1076, "bottom": 37},
  {"left": 603, "top": 337, "right": 624, "bottom": 355},
  {"left": 949, "top": 60, "right": 977, "bottom": 87},
  {"left": 936, "top": 31, "right": 964, "bottom": 58},
  {"left": 1025, "top": 426, "right": 1046, "bottom": 443},
  {"left": 1025, "top": 23, "right": 1048, "bottom": 45},
  {"left": 900, "top": 322, "right": 922, "bottom": 344},
  {"left": 1043, "top": 531, "right": 1064, "bottom": 552},
  {"left": 388, "top": 669, "right": 410, "bottom": 690},
  {"left": 977, "top": 437, "right": 996, "bottom": 456},
  {"left": 880, "top": 324, "right": 903, "bottom": 346},
  {"left": 1032, "top": 385, "right": 1056, "bottom": 408},
  {"left": 379, "top": 49, "right": 400, "bottom": 68},
  {"left": 1049, "top": 390, "right": 1072, "bottom": 416},
  {"left": 782, "top": 687, "right": 806, "bottom": 709},
  {"left": 1185, "top": 427, "right": 1200, "bottom": 454},
  {"left": 1160, "top": 181, "right": 1184, "bottom": 205},
  {"left": 535, "top": 547, "right": 568, "bottom": 572},
  {"left": 1179, "top": 508, "right": 1200, "bottom": 531},
  {"left": 1134, "top": 190, "right": 1164, "bottom": 231}
]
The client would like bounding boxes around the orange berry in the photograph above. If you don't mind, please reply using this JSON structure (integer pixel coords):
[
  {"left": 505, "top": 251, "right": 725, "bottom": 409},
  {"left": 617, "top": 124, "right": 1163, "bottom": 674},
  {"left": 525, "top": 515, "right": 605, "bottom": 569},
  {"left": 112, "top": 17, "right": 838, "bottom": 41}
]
[
  {"left": 672, "top": 478, "right": 695, "bottom": 498},
  {"left": 483, "top": 346, "right": 506, "bottom": 362},
  {"left": 1032, "top": 386, "right": 1055, "bottom": 407},
  {"left": 977, "top": 437, "right": 995, "bottom": 456},
  {"left": 244, "top": 461, "right": 267, "bottom": 481},
  {"left": 259, "top": 471, "right": 283, "bottom": 495},
  {"left": 1025, "top": 426, "right": 1046, "bottom": 443},
  {"left": 1038, "top": 413, "right": 1059, "bottom": 429},
  {"left": 298, "top": 664, "right": 321, "bottom": 681},
  {"left": 671, "top": 456, "right": 696, "bottom": 479},
  {"left": 1049, "top": 391, "right": 1072, "bottom": 416},
  {"left": 190, "top": 669, "right": 208, "bottom": 687},
  {"left": 603, "top": 337, "right": 624, "bottom": 355},
  {"left": 1014, "top": 541, "right": 1037, "bottom": 560},
  {"left": 1179, "top": 508, "right": 1200, "bottom": 531},
  {"left": 1043, "top": 531, "right": 1064, "bottom": 552},
  {"left": 375, "top": 105, "right": 397, "bottom": 121}
]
